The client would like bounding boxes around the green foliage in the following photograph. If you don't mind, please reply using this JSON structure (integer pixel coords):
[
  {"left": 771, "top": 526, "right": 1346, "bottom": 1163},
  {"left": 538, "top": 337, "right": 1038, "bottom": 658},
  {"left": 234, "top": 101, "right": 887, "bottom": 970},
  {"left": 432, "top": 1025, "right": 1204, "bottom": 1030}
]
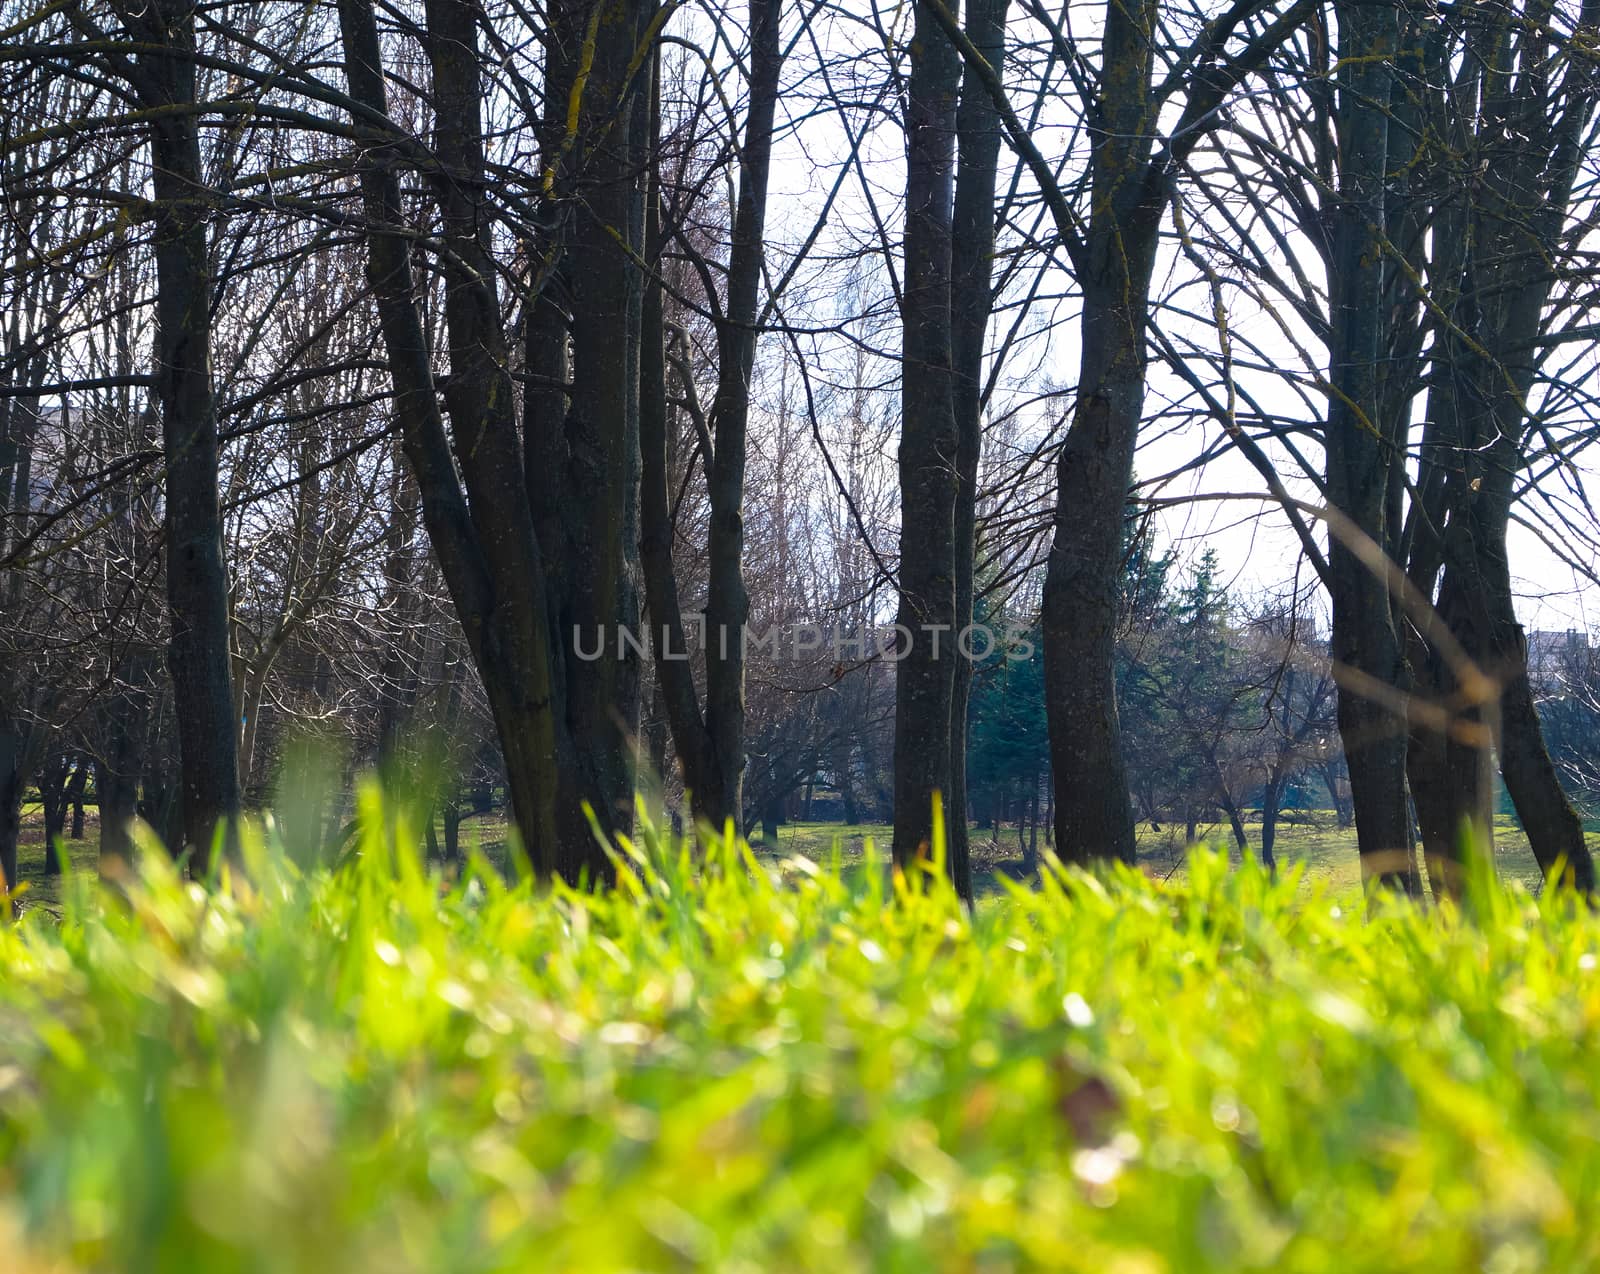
[
  {"left": 1118, "top": 547, "right": 1264, "bottom": 827},
  {"left": 966, "top": 614, "right": 1048, "bottom": 807},
  {"left": 2, "top": 799, "right": 1600, "bottom": 1271}
]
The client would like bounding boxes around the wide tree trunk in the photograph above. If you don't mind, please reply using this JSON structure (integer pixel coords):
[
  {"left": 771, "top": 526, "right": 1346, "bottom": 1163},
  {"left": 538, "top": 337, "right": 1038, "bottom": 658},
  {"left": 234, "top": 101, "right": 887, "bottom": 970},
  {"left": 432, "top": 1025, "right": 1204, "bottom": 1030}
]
[
  {"left": 1037, "top": 0, "right": 1169, "bottom": 868},
  {"left": 1042, "top": 293, "right": 1149, "bottom": 866},
  {"left": 1399, "top": 1, "right": 1599, "bottom": 896}
]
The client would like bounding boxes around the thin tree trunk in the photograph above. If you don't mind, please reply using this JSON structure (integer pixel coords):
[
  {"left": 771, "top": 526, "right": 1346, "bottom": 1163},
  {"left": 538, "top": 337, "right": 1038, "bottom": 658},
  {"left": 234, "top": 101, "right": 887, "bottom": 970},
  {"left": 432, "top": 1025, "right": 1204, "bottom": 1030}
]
[
  {"left": 39, "top": 751, "right": 69, "bottom": 877},
  {"left": 444, "top": 801, "right": 463, "bottom": 864},
  {"left": 1260, "top": 773, "right": 1282, "bottom": 872},
  {"left": 948, "top": 0, "right": 1009, "bottom": 897},
  {"left": 68, "top": 754, "right": 88, "bottom": 840},
  {"left": 136, "top": 0, "right": 241, "bottom": 872},
  {"left": 1324, "top": 0, "right": 1418, "bottom": 893},
  {"left": 894, "top": 0, "right": 964, "bottom": 891},
  {"left": 1024, "top": 772, "right": 1039, "bottom": 873},
  {"left": 701, "top": 0, "right": 780, "bottom": 836},
  {"left": 0, "top": 725, "right": 28, "bottom": 908}
]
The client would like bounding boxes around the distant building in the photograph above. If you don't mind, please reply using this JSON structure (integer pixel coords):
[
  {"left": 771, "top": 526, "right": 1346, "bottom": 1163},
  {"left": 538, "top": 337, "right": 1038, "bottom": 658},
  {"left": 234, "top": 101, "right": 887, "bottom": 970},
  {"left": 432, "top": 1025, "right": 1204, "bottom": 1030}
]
[{"left": 1526, "top": 628, "right": 1590, "bottom": 687}]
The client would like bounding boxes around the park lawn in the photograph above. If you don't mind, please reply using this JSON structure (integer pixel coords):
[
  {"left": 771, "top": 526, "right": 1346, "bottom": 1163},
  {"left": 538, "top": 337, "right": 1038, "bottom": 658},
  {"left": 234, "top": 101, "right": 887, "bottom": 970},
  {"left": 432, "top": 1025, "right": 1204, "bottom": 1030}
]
[
  {"left": 13, "top": 800, "right": 1577, "bottom": 921},
  {"left": 767, "top": 812, "right": 1564, "bottom": 899},
  {"left": 2, "top": 795, "right": 1600, "bottom": 1271},
  {"left": 13, "top": 805, "right": 1571, "bottom": 920}
]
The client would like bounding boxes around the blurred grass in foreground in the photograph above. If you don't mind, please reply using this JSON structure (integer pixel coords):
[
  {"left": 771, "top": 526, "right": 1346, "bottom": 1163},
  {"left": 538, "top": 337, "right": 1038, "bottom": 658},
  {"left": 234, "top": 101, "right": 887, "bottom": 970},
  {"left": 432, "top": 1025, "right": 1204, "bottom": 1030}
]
[{"left": 1, "top": 789, "right": 1599, "bottom": 1272}]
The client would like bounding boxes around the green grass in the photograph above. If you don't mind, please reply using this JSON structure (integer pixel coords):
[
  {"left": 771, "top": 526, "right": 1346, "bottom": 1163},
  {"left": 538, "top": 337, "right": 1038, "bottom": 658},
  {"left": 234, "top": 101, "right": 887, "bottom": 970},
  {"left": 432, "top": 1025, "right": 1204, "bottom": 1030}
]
[
  {"left": 766, "top": 811, "right": 1564, "bottom": 899},
  {"left": 3, "top": 792, "right": 1600, "bottom": 1271}
]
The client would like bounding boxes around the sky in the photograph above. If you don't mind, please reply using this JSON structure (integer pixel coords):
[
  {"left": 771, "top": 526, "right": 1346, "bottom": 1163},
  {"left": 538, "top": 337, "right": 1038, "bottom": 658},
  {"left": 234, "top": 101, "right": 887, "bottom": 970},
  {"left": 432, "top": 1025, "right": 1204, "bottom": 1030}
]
[{"left": 745, "top": 0, "right": 1600, "bottom": 640}]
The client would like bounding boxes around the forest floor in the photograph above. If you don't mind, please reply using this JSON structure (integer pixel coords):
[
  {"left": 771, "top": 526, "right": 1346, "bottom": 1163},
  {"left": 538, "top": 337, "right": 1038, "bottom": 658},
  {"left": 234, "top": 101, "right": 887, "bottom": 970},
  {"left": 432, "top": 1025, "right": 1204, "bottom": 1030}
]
[{"left": 12, "top": 801, "right": 1573, "bottom": 916}]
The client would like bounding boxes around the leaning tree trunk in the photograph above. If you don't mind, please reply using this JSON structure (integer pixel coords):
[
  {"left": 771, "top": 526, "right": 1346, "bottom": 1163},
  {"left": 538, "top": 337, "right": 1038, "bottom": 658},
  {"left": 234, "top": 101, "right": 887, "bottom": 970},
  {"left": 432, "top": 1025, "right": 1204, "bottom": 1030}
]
[
  {"left": 893, "top": 0, "right": 965, "bottom": 891},
  {"left": 337, "top": 0, "right": 651, "bottom": 883},
  {"left": 1494, "top": 632, "right": 1596, "bottom": 893},
  {"left": 928, "top": 0, "right": 1315, "bottom": 871},
  {"left": 133, "top": 0, "right": 241, "bottom": 872}
]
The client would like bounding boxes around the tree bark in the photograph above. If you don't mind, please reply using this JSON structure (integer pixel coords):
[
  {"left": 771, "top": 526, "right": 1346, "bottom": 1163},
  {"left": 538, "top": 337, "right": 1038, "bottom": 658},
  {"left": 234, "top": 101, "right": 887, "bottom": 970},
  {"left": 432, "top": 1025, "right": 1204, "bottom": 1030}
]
[
  {"left": 893, "top": 0, "right": 965, "bottom": 890},
  {"left": 0, "top": 724, "right": 31, "bottom": 909},
  {"left": 641, "top": 0, "right": 781, "bottom": 837},
  {"left": 68, "top": 754, "right": 88, "bottom": 840},
  {"left": 948, "top": 0, "right": 1009, "bottom": 895},
  {"left": 1323, "top": 0, "right": 1419, "bottom": 893},
  {"left": 39, "top": 750, "right": 69, "bottom": 876},
  {"left": 133, "top": 0, "right": 241, "bottom": 872},
  {"left": 336, "top": 0, "right": 651, "bottom": 883},
  {"left": 1041, "top": 0, "right": 1161, "bottom": 865},
  {"left": 1260, "top": 772, "right": 1282, "bottom": 872}
]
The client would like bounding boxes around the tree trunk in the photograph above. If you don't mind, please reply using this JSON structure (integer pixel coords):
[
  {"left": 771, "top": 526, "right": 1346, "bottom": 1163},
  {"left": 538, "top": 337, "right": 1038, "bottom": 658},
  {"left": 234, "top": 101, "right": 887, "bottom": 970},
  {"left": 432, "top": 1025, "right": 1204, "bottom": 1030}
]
[
  {"left": 893, "top": 0, "right": 965, "bottom": 892},
  {"left": 1220, "top": 788, "right": 1248, "bottom": 855},
  {"left": 0, "top": 725, "right": 27, "bottom": 909},
  {"left": 836, "top": 738, "right": 860, "bottom": 824},
  {"left": 1043, "top": 311, "right": 1147, "bottom": 866},
  {"left": 97, "top": 708, "right": 143, "bottom": 869},
  {"left": 138, "top": 0, "right": 242, "bottom": 873},
  {"left": 1024, "top": 773, "right": 1039, "bottom": 873},
  {"left": 444, "top": 801, "right": 463, "bottom": 864},
  {"left": 423, "top": 809, "right": 441, "bottom": 864},
  {"left": 1260, "top": 773, "right": 1282, "bottom": 872},
  {"left": 1497, "top": 646, "right": 1595, "bottom": 892},
  {"left": 1399, "top": 5, "right": 1600, "bottom": 896},
  {"left": 39, "top": 751, "right": 69, "bottom": 877},
  {"left": 1321, "top": 760, "right": 1353, "bottom": 828},
  {"left": 948, "top": 0, "right": 1009, "bottom": 897},
  {"left": 1324, "top": 0, "right": 1418, "bottom": 894},
  {"left": 700, "top": 0, "right": 781, "bottom": 834},
  {"left": 546, "top": 0, "right": 653, "bottom": 865},
  {"left": 68, "top": 755, "right": 88, "bottom": 840},
  {"left": 337, "top": 0, "right": 636, "bottom": 883},
  {"left": 1040, "top": 0, "right": 1168, "bottom": 868}
]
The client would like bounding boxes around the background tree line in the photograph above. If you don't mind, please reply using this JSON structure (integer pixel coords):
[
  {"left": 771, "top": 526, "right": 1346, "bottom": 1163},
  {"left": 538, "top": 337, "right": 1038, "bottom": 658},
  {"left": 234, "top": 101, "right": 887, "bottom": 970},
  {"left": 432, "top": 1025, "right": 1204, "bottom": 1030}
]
[{"left": 5, "top": 0, "right": 1600, "bottom": 905}]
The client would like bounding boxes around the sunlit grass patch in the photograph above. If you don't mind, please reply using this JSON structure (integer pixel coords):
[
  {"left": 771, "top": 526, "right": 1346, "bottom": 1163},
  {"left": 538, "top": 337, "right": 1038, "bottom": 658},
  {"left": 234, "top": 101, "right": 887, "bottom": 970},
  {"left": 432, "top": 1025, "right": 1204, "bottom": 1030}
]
[{"left": 1, "top": 790, "right": 1598, "bottom": 1271}]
